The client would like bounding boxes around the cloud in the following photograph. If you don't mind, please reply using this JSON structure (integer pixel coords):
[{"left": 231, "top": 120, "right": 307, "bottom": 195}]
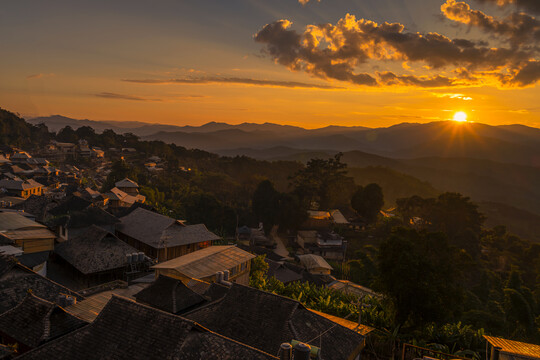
[
  {"left": 95, "top": 92, "right": 160, "bottom": 101},
  {"left": 476, "top": 0, "right": 540, "bottom": 15},
  {"left": 26, "top": 73, "right": 55, "bottom": 79},
  {"left": 299, "top": 0, "right": 320, "bottom": 4},
  {"left": 433, "top": 93, "right": 474, "bottom": 100},
  {"left": 441, "top": 0, "right": 540, "bottom": 48},
  {"left": 122, "top": 75, "right": 342, "bottom": 89},
  {"left": 254, "top": 10, "right": 539, "bottom": 88}
]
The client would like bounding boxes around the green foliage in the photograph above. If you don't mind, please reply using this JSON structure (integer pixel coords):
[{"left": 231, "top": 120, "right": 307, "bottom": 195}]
[
  {"left": 377, "top": 227, "right": 463, "bottom": 327},
  {"left": 290, "top": 152, "right": 354, "bottom": 209},
  {"left": 252, "top": 180, "right": 280, "bottom": 234}
]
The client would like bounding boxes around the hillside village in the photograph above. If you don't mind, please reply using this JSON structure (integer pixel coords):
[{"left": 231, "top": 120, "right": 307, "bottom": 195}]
[{"left": 0, "top": 109, "right": 539, "bottom": 359}]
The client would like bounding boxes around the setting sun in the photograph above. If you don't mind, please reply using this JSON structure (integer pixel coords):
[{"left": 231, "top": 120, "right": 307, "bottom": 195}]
[{"left": 453, "top": 111, "right": 468, "bottom": 122}]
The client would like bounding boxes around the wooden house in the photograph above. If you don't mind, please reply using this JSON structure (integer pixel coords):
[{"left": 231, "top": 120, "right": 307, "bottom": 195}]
[
  {"left": 0, "top": 179, "right": 43, "bottom": 198},
  {"left": 54, "top": 225, "right": 142, "bottom": 288},
  {"left": 297, "top": 254, "right": 333, "bottom": 275},
  {"left": 152, "top": 245, "right": 255, "bottom": 285},
  {"left": 116, "top": 207, "right": 220, "bottom": 261},
  {"left": 0, "top": 212, "right": 55, "bottom": 253}
]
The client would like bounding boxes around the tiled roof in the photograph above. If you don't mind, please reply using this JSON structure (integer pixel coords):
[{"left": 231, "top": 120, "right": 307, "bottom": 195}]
[
  {"left": 54, "top": 225, "right": 137, "bottom": 275},
  {"left": 0, "top": 179, "right": 43, "bottom": 190},
  {"left": 11, "top": 195, "right": 57, "bottom": 222},
  {"left": 484, "top": 335, "right": 540, "bottom": 359},
  {"left": 118, "top": 207, "right": 220, "bottom": 248},
  {"left": 134, "top": 275, "right": 205, "bottom": 314},
  {"left": 115, "top": 178, "right": 139, "bottom": 188},
  {"left": 265, "top": 259, "right": 303, "bottom": 284},
  {"left": 0, "top": 262, "right": 83, "bottom": 314},
  {"left": 152, "top": 245, "right": 255, "bottom": 279},
  {"left": 185, "top": 284, "right": 366, "bottom": 360},
  {"left": 48, "top": 207, "right": 119, "bottom": 229},
  {"left": 0, "top": 254, "right": 18, "bottom": 277},
  {"left": 0, "top": 293, "right": 87, "bottom": 348},
  {"left": 47, "top": 196, "right": 92, "bottom": 216},
  {"left": 18, "top": 296, "right": 278, "bottom": 360}
]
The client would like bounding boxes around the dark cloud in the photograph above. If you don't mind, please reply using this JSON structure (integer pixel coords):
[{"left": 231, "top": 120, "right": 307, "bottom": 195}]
[
  {"left": 254, "top": 10, "right": 539, "bottom": 88},
  {"left": 122, "top": 75, "right": 342, "bottom": 89},
  {"left": 508, "top": 60, "right": 540, "bottom": 86},
  {"left": 476, "top": 0, "right": 540, "bottom": 15},
  {"left": 378, "top": 72, "right": 458, "bottom": 87},
  {"left": 442, "top": 0, "right": 540, "bottom": 48},
  {"left": 95, "top": 92, "right": 158, "bottom": 101}
]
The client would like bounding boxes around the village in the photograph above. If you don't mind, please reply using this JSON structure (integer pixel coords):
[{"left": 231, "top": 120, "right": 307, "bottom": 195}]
[{"left": 0, "top": 139, "right": 538, "bottom": 360}]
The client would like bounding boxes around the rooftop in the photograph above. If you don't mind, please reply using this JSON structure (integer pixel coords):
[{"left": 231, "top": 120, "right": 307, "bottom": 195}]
[
  {"left": 0, "top": 179, "right": 43, "bottom": 190},
  {"left": 0, "top": 293, "right": 87, "bottom": 348},
  {"left": 19, "top": 296, "right": 278, "bottom": 360},
  {"left": 0, "top": 212, "right": 46, "bottom": 231},
  {"left": 54, "top": 225, "right": 138, "bottom": 275},
  {"left": 152, "top": 245, "right": 255, "bottom": 279},
  {"left": 297, "top": 254, "right": 333, "bottom": 271},
  {"left": 115, "top": 178, "right": 139, "bottom": 188},
  {"left": 118, "top": 207, "right": 220, "bottom": 249},
  {"left": 484, "top": 335, "right": 540, "bottom": 360},
  {"left": 134, "top": 275, "right": 205, "bottom": 314},
  {"left": 185, "top": 283, "right": 367, "bottom": 360}
]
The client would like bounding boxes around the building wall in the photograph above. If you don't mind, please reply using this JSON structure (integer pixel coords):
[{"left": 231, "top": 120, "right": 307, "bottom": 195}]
[
  {"left": 116, "top": 231, "right": 212, "bottom": 262},
  {"left": 16, "top": 238, "right": 54, "bottom": 253}
]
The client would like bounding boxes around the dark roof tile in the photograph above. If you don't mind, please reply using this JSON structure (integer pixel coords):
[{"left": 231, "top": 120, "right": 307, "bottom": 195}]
[
  {"left": 18, "top": 296, "right": 277, "bottom": 360},
  {"left": 134, "top": 275, "right": 205, "bottom": 314},
  {"left": 0, "top": 293, "right": 87, "bottom": 348}
]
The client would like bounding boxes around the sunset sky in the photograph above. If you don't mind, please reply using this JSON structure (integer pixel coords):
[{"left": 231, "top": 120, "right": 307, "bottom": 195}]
[{"left": 1, "top": 0, "right": 539, "bottom": 128}]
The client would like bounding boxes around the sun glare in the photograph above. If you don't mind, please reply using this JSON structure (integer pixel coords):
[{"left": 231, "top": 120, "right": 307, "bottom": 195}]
[{"left": 453, "top": 111, "right": 468, "bottom": 122}]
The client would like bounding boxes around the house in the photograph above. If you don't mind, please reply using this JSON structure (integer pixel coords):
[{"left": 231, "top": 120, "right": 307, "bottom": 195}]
[
  {"left": 297, "top": 230, "right": 347, "bottom": 261},
  {"left": 327, "top": 280, "right": 382, "bottom": 299},
  {"left": 185, "top": 284, "right": 373, "bottom": 360},
  {"left": 484, "top": 335, "right": 540, "bottom": 360},
  {"left": 0, "top": 254, "right": 83, "bottom": 314},
  {"left": 0, "top": 293, "right": 87, "bottom": 354},
  {"left": 48, "top": 206, "right": 119, "bottom": 241},
  {"left": 330, "top": 209, "right": 349, "bottom": 225},
  {"left": 9, "top": 151, "right": 32, "bottom": 163},
  {"left": 0, "top": 179, "right": 43, "bottom": 198},
  {"left": 134, "top": 274, "right": 206, "bottom": 314},
  {"left": 265, "top": 258, "right": 303, "bottom": 284},
  {"left": 297, "top": 254, "right": 333, "bottom": 275},
  {"left": 54, "top": 225, "right": 144, "bottom": 288},
  {"left": 17, "top": 296, "right": 278, "bottom": 360},
  {"left": 11, "top": 195, "right": 58, "bottom": 222},
  {"left": 105, "top": 187, "right": 145, "bottom": 210},
  {"left": 0, "top": 212, "right": 55, "bottom": 254},
  {"left": 152, "top": 245, "right": 255, "bottom": 285},
  {"left": 116, "top": 207, "right": 220, "bottom": 261},
  {"left": 114, "top": 178, "right": 140, "bottom": 195},
  {"left": 302, "top": 210, "right": 333, "bottom": 229}
]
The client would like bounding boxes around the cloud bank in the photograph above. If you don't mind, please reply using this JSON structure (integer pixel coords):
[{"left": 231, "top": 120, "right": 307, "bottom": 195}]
[
  {"left": 254, "top": 0, "right": 539, "bottom": 88},
  {"left": 122, "top": 75, "right": 342, "bottom": 89}
]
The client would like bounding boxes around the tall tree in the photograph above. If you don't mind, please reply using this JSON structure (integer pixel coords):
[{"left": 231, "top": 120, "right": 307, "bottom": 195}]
[
  {"left": 252, "top": 180, "right": 280, "bottom": 234},
  {"left": 377, "top": 227, "right": 462, "bottom": 327},
  {"left": 290, "top": 153, "right": 351, "bottom": 209},
  {"left": 351, "top": 183, "right": 384, "bottom": 224}
]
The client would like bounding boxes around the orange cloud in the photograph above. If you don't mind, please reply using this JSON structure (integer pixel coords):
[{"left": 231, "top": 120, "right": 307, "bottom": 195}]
[{"left": 254, "top": 5, "right": 539, "bottom": 88}]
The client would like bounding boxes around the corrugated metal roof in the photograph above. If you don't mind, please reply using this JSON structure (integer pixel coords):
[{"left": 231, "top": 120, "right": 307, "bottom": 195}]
[
  {"left": 308, "top": 309, "right": 373, "bottom": 336},
  {"left": 0, "top": 212, "right": 46, "bottom": 231},
  {"left": 297, "top": 254, "right": 333, "bottom": 271},
  {"left": 484, "top": 335, "right": 540, "bottom": 359},
  {"left": 152, "top": 245, "right": 255, "bottom": 279},
  {"left": 2, "top": 229, "right": 55, "bottom": 240}
]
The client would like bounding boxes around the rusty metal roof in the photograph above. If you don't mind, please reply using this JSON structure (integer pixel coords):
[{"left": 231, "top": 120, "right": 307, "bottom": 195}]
[{"left": 484, "top": 335, "right": 540, "bottom": 359}]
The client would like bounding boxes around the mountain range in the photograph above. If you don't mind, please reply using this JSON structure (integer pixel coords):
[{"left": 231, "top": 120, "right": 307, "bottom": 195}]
[{"left": 28, "top": 115, "right": 540, "bottom": 241}]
